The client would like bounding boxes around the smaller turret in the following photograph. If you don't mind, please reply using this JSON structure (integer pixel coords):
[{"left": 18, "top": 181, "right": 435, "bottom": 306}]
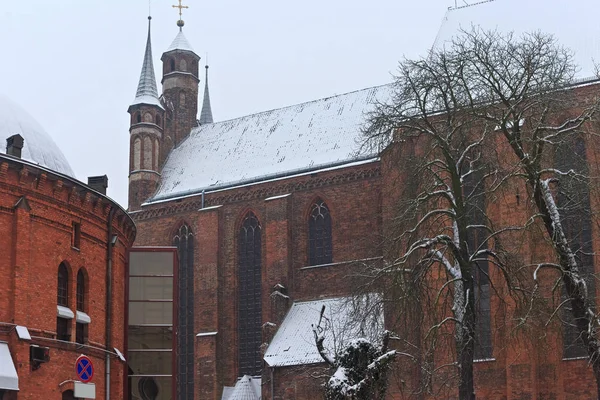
[
  {"left": 127, "top": 16, "right": 164, "bottom": 211},
  {"left": 199, "top": 65, "right": 214, "bottom": 125}
]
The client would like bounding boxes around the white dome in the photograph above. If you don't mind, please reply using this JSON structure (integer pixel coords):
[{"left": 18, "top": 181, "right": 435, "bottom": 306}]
[{"left": 0, "top": 94, "right": 74, "bottom": 177}]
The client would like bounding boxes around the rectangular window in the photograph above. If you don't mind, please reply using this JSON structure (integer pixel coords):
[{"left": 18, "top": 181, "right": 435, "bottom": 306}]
[
  {"left": 72, "top": 222, "right": 81, "bottom": 249},
  {"left": 76, "top": 322, "right": 87, "bottom": 344},
  {"left": 57, "top": 317, "right": 70, "bottom": 342}
]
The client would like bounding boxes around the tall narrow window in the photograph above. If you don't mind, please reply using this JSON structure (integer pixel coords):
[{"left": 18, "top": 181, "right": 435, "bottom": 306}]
[
  {"left": 58, "top": 263, "right": 69, "bottom": 306},
  {"left": 76, "top": 269, "right": 89, "bottom": 344},
  {"left": 463, "top": 167, "right": 493, "bottom": 360},
  {"left": 57, "top": 263, "right": 72, "bottom": 341},
  {"left": 72, "top": 222, "right": 81, "bottom": 249},
  {"left": 308, "top": 200, "right": 333, "bottom": 266},
  {"left": 238, "top": 212, "right": 262, "bottom": 376},
  {"left": 173, "top": 224, "right": 195, "bottom": 399},
  {"left": 557, "top": 137, "right": 595, "bottom": 358}
]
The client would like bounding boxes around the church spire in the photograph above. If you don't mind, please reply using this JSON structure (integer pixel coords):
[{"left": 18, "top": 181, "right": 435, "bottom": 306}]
[
  {"left": 199, "top": 65, "right": 214, "bottom": 125},
  {"left": 131, "top": 16, "right": 162, "bottom": 108}
]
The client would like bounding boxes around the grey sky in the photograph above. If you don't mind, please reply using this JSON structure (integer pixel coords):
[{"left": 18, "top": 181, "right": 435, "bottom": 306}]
[
  {"left": 10, "top": 0, "right": 598, "bottom": 208},
  {"left": 0, "top": 0, "right": 451, "bottom": 206}
]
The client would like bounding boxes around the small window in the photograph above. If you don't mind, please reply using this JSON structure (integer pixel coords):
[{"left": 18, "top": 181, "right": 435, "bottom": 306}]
[
  {"left": 156, "top": 115, "right": 161, "bottom": 127},
  {"left": 136, "top": 112, "right": 142, "bottom": 124},
  {"left": 57, "top": 317, "right": 70, "bottom": 341},
  {"left": 76, "top": 322, "right": 87, "bottom": 344},
  {"left": 170, "top": 58, "right": 175, "bottom": 72},
  {"left": 72, "top": 222, "right": 81, "bottom": 249}
]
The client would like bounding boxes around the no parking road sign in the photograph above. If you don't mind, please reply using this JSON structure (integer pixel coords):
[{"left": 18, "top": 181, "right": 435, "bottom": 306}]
[{"left": 76, "top": 355, "right": 94, "bottom": 383}]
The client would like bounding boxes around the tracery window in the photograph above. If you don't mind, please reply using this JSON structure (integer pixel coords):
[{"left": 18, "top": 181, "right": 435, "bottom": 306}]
[
  {"left": 173, "top": 224, "right": 195, "bottom": 398},
  {"left": 557, "top": 137, "right": 595, "bottom": 359},
  {"left": 463, "top": 168, "right": 493, "bottom": 360},
  {"left": 238, "top": 212, "right": 262, "bottom": 376},
  {"left": 57, "top": 262, "right": 71, "bottom": 341},
  {"left": 308, "top": 200, "right": 333, "bottom": 266}
]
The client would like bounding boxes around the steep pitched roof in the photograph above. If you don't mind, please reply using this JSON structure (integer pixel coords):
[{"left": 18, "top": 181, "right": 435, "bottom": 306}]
[
  {"left": 433, "top": 0, "right": 600, "bottom": 79},
  {"left": 263, "top": 296, "right": 384, "bottom": 367},
  {"left": 199, "top": 65, "right": 214, "bottom": 125},
  {"left": 131, "top": 17, "right": 162, "bottom": 109},
  {"left": 166, "top": 30, "right": 195, "bottom": 53},
  {"left": 221, "top": 376, "right": 261, "bottom": 400},
  {"left": 148, "top": 84, "right": 391, "bottom": 203}
]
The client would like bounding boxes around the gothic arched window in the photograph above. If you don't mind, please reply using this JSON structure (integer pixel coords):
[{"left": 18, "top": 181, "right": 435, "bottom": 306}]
[
  {"left": 308, "top": 200, "right": 333, "bottom": 266},
  {"left": 57, "top": 262, "right": 71, "bottom": 341},
  {"left": 238, "top": 212, "right": 262, "bottom": 376},
  {"left": 76, "top": 268, "right": 88, "bottom": 344},
  {"left": 173, "top": 224, "right": 195, "bottom": 399},
  {"left": 169, "top": 58, "right": 175, "bottom": 73}
]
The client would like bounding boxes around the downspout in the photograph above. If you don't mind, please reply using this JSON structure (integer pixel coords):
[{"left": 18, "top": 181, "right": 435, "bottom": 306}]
[
  {"left": 270, "top": 367, "right": 274, "bottom": 400},
  {"left": 105, "top": 207, "right": 116, "bottom": 400},
  {"left": 201, "top": 189, "right": 205, "bottom": 209}
]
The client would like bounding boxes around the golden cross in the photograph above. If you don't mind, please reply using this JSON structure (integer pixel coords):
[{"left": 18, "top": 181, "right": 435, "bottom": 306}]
[{"left": 172, "top": 0, "right": 189, "bottom": 20}]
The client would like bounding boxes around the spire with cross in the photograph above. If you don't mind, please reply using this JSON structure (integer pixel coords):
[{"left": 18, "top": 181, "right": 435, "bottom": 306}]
[{"left": 173, "top": 0, "right": 189, "bottom": 30}]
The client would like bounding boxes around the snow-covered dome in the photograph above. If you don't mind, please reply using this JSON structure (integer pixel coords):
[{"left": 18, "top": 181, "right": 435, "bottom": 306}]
[{"left": 0, "top": 94, "right": 74, "bottom": 177}]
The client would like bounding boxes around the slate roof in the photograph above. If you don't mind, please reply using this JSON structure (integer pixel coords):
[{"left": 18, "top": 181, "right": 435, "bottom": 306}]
[
  {"left": 131, "top": 17, "right": 162, "bottom": 109},
  {"left": 0, "top": 94, "right": 75, "bottom": 177},
  {"left": 199, "top": 65, "right": 214, "bottom": 125},
  {"left": 433, "top": 0, "right": 600, "bottom": 79},
  {"left": 148, "top": 84, "right": 391, "bottom": 203},
  {"left": 263, "top": 296, "right": 384, "bottom": 367},
  {"left": 166, "top": 30, "right": 195, "bottom": 53},
  {"left": 221, "top": 376, "right": 261, "bottom": 400}
]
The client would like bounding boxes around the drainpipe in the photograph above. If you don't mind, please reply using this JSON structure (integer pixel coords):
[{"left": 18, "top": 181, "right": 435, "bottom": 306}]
[
  {"left": 105, "top": 206, "right": 116, "bottom": 400},
  {"left": 270, "top": 367, "right": 274, "bottom": 400},
  {"left": 201, "top": 189, "right": 205, "bottom": 209}
]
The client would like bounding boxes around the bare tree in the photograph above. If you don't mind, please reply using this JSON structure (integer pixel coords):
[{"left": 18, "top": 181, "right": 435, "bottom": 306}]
[
  {"left": 365, "top": 28, "right": 600, "bottom": 398},
  {"left": 363, "top": 38, "right": 520, "bottom": 399},
  {"left": 312, "top": 305, "right": 397, "bottom": 400}
]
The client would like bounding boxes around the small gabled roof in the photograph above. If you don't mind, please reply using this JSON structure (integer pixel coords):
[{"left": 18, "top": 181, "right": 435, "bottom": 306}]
[
  {"left": 131, "top": 17, "right": 162, "bottom": 109},
  {"left": 263, "top": 295, "right": 384, "bottom": 367},
  {"left": 166, "top": 30, "right": 195, "bottom": 54},
  {"left": 221, "top": 376, "right": 261, "bottom": 400}
]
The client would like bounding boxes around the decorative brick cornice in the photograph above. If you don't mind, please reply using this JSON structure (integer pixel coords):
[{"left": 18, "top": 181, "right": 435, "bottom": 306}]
[{"left": 132, "top": 165, "right": 381, "bottom": 221}]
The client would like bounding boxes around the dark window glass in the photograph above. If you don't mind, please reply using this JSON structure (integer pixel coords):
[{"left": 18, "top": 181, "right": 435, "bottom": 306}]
[
  {"left": 156, "top": 115, "right": 161, "bottom": 127},
  {"left": 557, "top": 137, "right": 595, "bottom": 358},
  {"left": 238, "top": 212, "right": 262, "bottom": 376},
  {"left": 77, "top": 269, "right": 85, "bottom": 311},
  {"left": 62, "top": 390, "right": 75, "bottom": 400},
  {"left": 58, "top": 263, "right": 68, "bottom": 307},
  {"left": 136, "top": 113, "right": 142, "bottom": 124},
  {"left": 57, "top": 317, "right": 70, "bottom": 341},
  {"left": 76, "top": 322, "right": 87, "bottom": 344},
  {"left": 169, "top": 59, "right": 175, "bottom": 72},
  {"left": 308, "top": 200, "right": 333, "bottom": 266},
  {"left": 464, "top": 168, "right": 493, "bottom": 360},
  {"left": 72, "top": 222, "right": 81, "bottom": 249},
  {"left": 173, "top": 224, "right": 195, "bottom": 399}
]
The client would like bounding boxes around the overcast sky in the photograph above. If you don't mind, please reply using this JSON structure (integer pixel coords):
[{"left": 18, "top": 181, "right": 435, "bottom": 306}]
[
  {"left": 5, "top": 1, "right": 597, "bottom": 208},
  {"left": 0, "top": 0, "right": 452, "bottom": 206}
]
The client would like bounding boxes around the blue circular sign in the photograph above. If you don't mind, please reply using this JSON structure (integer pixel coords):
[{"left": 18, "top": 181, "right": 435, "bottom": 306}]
[{"left": 75, "top": 355, "right": 94, "bottom": 383}]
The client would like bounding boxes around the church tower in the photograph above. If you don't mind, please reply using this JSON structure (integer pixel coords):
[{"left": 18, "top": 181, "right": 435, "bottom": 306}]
[
  {"left": 160, "top": 18, "right": 200, "bottom": 158},
  {"left": 127, "top": 16, "right": 164, "bottom": 211}
]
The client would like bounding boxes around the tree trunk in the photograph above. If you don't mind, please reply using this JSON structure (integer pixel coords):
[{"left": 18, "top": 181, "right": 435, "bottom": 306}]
[{"left": 457, "top": 276, "right": 476, "bottom": 400}]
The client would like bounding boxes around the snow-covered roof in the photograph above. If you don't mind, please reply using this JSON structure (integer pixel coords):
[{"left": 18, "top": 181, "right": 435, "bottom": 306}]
[
  {"left": 0, "top": 94, "right": 75, "bottom": 177},
  {"left": 433, "top": 0, "right": 600, "bottom": 79},
  {"left": 263, "top": 296, "right": 384, "bottom": 367},
  {"left": 131, "top": 17, "right": 162, "bottom": 110},
  {"left": 149, "top": 84, "right": 391, "bottom": 203},
  {"left": 166, "top": 30, "right": 195, "bottom": 53},
  {"left": 221, "top": 376, "right": 261, "bottom": 400}
]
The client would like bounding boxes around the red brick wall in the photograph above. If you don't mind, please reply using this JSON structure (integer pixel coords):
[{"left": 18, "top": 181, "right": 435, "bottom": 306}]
[{"left": 0, "top": 156, "right": 135, "bottom": 400}]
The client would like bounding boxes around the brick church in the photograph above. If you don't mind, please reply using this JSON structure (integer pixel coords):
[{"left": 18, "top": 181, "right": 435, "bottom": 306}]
[{"left": 126, "top": 1, "right": 600, "bottom": 399}]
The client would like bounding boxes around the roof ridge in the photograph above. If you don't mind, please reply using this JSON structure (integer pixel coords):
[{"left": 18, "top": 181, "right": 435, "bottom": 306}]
[
  {"left": 194, "top": 82, "right": 392, "bottom": 127},
  {"left": 447, "top": 0, "right": 495, "bottom": 12}
]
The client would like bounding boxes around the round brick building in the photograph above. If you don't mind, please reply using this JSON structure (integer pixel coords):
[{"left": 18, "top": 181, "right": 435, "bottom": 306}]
[{"left": 0, "top": 95, "right": 135, "bottom": 400}]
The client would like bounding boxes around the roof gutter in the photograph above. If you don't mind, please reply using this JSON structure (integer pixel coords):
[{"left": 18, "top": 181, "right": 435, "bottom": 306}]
[{"left": 144, "top": 155, "right": 380, "bottom": 205}]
